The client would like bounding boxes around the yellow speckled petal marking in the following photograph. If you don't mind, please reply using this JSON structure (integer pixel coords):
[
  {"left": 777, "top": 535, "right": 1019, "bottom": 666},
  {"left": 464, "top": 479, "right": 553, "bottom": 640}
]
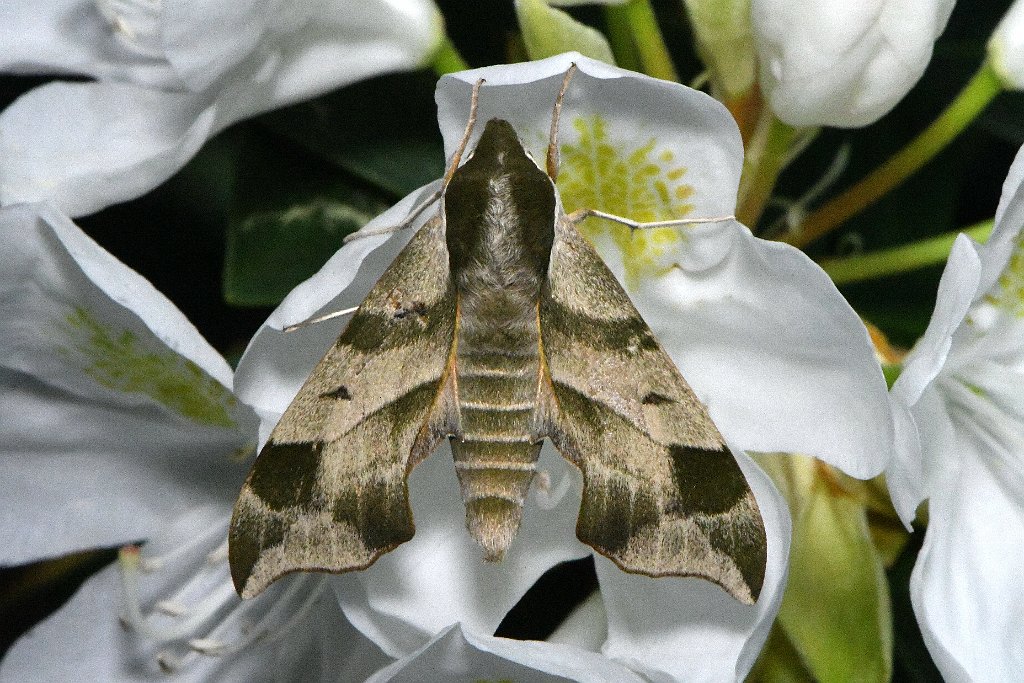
[
  {"left": 557, "top": 115, "right": 696, "bottom": 286},
  {"left": 59, "top": 307, "right": 238, "bottom": 428}
]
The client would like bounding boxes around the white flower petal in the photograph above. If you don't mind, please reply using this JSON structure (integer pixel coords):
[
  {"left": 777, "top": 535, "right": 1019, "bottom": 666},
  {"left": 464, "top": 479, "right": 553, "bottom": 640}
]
[
  {"left": 366, "top": 623, "right": 646, "bottom": 683},
  {"left": 886, "top": 394, "right": 924, "bottom": 526},
  {"left": 976, "top": 143, "right": 1024, "bottom": 297},
  {"left": 910, "top": 431, "right": 1024, "bottom": 681},
  {"left": 0, "top": 0, "right": 112, "bottom": 73},
  {"left": 204, "top": 0, "right": 444, "bottom": 121},
  {"left": 893, "top": 235, "right": 982, "bottom": 410},
  {"left": 0, "top": 0, "right": 174, "bottom": 84},
  {"left": 160, "top": 0, "right": 443, "bottom": 94},
  {"left": 0, "top": 508, "right": 382, "bottom": 682},
  {"left": 989, "top": 0, "right": 1024, "bottom": 90},
  {"left": 596, "top": 449, "right": 791, "bottom": 682},
  {"left": 0, "top": 367, "right": 248, "bottom": 565},
  {"left": 630, "top": 221, "right": 893, "bottom": 479},
  {"left": 160, "top": 0, "right": 272, "bottom": 92},
  {"left": 1, "top": 0, "right": 442, "bottom": 216},
  {"left": 752, "top": 0, "right": 955, "bottom": 127},
  {"left": 436, "top": 53, "right": 743, "bottom": 217},
  {"left": 335, "top": 443, "right": 590, "bottom": 658},
  {"left": 546, "top": 591, "right": 607, "bottom": 651},
  {"left": 888, "top": 235, "right": 981, "bottom": 522},
  {"left": 0, "top": 202, "right": 256, "bottom": 563},
  {"left": 895, "top": 144, "right": 1024, "bottom": 678},
  {"left": 0, "top": 82, "right": 215, "bottom": 217},
  {"left": 1, "top": 202, "right": 239, "bottom": 409}
]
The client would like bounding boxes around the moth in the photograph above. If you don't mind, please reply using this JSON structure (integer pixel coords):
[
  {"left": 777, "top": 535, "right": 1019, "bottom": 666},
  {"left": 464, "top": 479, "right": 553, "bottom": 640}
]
[{"left": 229, "top": 66, "right": 767, "bottom": 605}]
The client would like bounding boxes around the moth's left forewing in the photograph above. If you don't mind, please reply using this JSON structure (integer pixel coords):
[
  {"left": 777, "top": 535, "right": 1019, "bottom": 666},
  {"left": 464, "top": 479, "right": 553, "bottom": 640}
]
[
  {"left": 229, "top": 216, "right": 458, "bottom": 598},
  {"left": 538, "top": 214, "right": 767, "bottom": 604}
]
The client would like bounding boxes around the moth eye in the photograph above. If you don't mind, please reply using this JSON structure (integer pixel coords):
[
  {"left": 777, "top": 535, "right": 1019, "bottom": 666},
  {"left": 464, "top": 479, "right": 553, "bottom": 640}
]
[
  {"left": 321, "top": 386, "right": 351, "bottom": 400},
  {"left": 641, "top": 392, "right": 674, "bottom": 406}
]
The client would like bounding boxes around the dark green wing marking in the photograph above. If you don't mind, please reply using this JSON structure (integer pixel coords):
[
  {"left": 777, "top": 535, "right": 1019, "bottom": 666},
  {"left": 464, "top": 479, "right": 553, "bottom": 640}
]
[
  {"left": 538, "top": 217, "right": 767, "bottom": 604},
  {"left": 229, "top": 217, "right": 458, "bottom": 598}
]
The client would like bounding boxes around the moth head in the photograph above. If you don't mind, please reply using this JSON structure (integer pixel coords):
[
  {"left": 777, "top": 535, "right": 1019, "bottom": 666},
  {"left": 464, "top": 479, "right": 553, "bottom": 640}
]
[{"left": 468, "top": 118, "right": 539, "bottom": 170}]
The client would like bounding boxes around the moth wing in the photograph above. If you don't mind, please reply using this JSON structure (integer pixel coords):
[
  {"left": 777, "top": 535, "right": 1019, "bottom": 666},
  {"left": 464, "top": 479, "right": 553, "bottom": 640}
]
[
  {"left": 229, "top": 217, "right": 458, "bottom": 598},
  {"left": 538, "top": 218, "right": 767, "bottom": 604}
]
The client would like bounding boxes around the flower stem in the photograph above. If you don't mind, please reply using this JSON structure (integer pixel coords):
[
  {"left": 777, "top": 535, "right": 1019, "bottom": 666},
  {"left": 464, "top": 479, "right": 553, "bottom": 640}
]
[
  {"left": 786, "top": 61, "right": 1004, "bottom": 249},
  {"left": 430, "top": 36, "right": 470, "bottom": 76},
  {"left": 817, "top": 220, "right": 994, "bottom": 285},
  {"left": 613, "top": 0, "right": 678, "bottom": 81},
  {"left": 736, "top": 111, "right": 798, "bottom": 227}
]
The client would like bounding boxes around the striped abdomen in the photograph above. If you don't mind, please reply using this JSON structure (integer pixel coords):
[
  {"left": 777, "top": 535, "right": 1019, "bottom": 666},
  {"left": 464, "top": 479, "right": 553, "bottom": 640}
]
[{"left": 451, "top": 284, "right": 543, "bottom": 561}]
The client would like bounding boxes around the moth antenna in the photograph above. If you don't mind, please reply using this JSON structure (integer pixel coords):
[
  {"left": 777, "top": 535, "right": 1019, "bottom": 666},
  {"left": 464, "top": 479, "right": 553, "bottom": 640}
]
[
  {"left": 547, "top": 63, "right": 578, "bottom": 181},
  {"left": 282, "top": 306, "right": 358, "bottom": 333},
  {"left": 343, "top": 188, "right": 442, "bottom": 244},
  {"left": 444, "top": 77, "right": 485, "bottom": 187},
  {"left": 565, "top": 208, "right": 735, "bottom": 232}
]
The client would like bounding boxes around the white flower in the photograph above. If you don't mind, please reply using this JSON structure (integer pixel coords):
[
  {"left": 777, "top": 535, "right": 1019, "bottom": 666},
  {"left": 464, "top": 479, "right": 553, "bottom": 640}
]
[
  {"left": 0, "top": 0, "right": 444, "bottom": 217},
  {"left": 235, "top": 53, "right": 896, "bottom": 680},
  {"left": 989, "top": 0, "right": 1024, "bottom": 89},
  {"left": 888, "top": 145, "right": 1024, "bottom": 680},
  {"left": 751, "top": 0, "right": 955, "bottom": 127},
  {"left": 0, "top": 203, "right": 389, "bottom": 680}
]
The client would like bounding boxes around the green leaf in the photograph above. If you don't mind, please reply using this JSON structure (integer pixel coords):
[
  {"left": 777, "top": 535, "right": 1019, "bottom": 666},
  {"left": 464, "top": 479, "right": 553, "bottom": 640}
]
[
  {"left": 748, "top": 624, "right": 815, "bottom": 683},
  {"left": 777, "top": 485, "right": 893, "bottom": 683},
  {"left": 256, "top": 72, "right": 444, "bottom": 198},
  {"left": 515, "top": 0, "right": 616, "bottom": 64},
  {"left": 224, "top": 133, "right": 389, "bottom": 307},
  {"left": 679, "top": 0, "right": 755, "bottom": 99}
]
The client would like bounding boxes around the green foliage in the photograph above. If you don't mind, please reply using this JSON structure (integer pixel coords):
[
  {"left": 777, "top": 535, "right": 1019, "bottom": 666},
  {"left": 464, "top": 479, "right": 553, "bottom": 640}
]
[
  {"left": 220, "top": 73, "right": 444, "bottom": 307},
  {"left": 224, "top": 131, "right": 389, "bottom": 307},
  {"left": 777, "top": 485, "right": 893, "bottom": 683},
  {"left": 516, "top": 0, "right": 616, "bottom": 64},
  {"left": 259, "top": 73, "right": 444, "bottom": 198}
]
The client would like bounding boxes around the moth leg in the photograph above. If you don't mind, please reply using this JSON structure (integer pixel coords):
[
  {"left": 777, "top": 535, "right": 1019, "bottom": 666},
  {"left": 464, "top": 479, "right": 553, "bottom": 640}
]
[
  {"left": 546, "top": 63, "right": 578, "bottom": 181},
  {"left": 282, "top": 306, "right": 358, "bottom": 333},
  {"left": 342, "top": 188, "right": 443, "bottom": 244},
  {"left": 566, "top": 208, "right": 735, "bottom": 232},
  {"left": 443, "top": 77, "right": 486, "bottom": 186}
]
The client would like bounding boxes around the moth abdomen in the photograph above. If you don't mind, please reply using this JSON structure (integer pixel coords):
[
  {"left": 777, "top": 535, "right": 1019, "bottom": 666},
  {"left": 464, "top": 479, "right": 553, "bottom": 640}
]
[
  {"left": 452, "top": 436, "right": 541, "bottom": 561},
  {"left": 453, "top": 334, "right": 543, "bottom": 561}
]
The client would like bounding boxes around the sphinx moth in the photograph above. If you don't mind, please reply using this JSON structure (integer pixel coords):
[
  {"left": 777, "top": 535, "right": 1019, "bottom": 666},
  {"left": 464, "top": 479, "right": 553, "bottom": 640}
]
[{"left": 229, "top": 69, "right": 767, "bottom": 604}]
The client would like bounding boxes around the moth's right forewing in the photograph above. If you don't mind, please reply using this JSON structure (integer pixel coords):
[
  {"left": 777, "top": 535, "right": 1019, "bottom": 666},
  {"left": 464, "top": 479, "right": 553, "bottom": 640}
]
[
  {"left": 229, "top": 217, "right": 458, "bottom": 598},
  {"left": 538, "top": 217, "right": 767, "bottom": 604}
]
